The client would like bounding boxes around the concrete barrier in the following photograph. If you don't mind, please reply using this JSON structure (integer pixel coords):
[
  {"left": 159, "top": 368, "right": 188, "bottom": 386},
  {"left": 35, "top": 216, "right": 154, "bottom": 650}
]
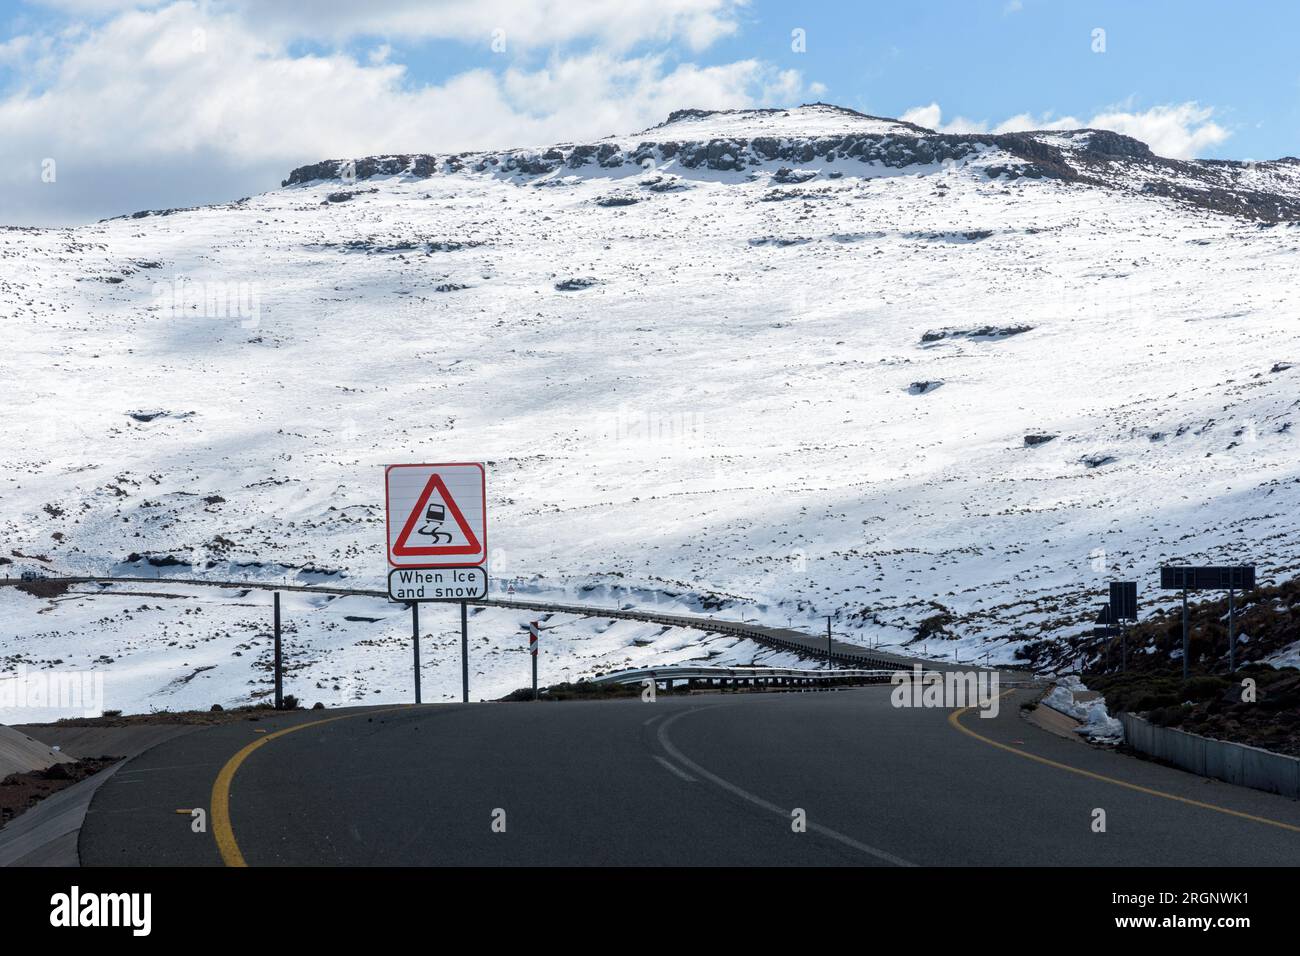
[
  {"left": 0, "top": 724, "right": 74, "bottom": 778},
  {"left": 1119, "top": 713, "right": 1300, "bottom": 799}
]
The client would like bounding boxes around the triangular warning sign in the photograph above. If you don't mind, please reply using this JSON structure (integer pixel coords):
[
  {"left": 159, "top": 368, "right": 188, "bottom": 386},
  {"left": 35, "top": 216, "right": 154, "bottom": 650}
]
[{"left": 392, "top": 473, "right": 482, "bottom": 557}]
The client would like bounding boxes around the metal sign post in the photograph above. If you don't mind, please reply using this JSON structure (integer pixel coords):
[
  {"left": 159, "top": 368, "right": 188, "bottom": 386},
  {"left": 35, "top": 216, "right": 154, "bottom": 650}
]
[
  {"left": 1228, "top": 588, "right": 1236, "bottom": 674},
  {"left": 1161, "top": 566, "right": 1254, "bottom": 679},
  {"left": 1092, "top": 602, "right": 1120, "bottom": 670},
  {"left": 1182, "top": 588, "right": 1189, "bottom": 679},
  {"left": 826, "top": 616, "right": 832, "bottom": 668},
  {"left": 461, "top": 601, "right": 469, "bottom": 703},
  {"left": 411, "top": 602, "right": 421, "bottom": 704},
  {"left": 529, "top": 621, "right": 539, "bottom": 700},
  {"left": 273, "top": 592, "right": 283, "bottom": 709}
]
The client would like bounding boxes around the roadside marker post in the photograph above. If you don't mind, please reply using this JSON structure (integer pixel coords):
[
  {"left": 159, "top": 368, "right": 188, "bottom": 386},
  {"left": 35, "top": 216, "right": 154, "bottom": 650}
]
[
  {"left": 529, "top": 621, "right": 539, "bottom": 700},
  {"left": 273, "top": 592, "right": 283, "bottom": 710},
  {"left": 826, "top": 616, "right": 832, "bottom": 669}
]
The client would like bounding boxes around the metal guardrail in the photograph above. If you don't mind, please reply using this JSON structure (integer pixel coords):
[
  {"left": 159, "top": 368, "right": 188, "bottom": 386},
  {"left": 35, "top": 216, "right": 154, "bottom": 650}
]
[
  {"left": 0, "top": 573, "right": 983, "bottom": 674},
  {"left": 590, "top": 665, "right": 901, "bottom": 686}
]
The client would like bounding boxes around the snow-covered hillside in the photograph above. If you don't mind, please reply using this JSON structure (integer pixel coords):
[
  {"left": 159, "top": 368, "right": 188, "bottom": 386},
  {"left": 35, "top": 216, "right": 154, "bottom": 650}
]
[{"left": 3, "top": 102, "right": 1300, "bottom": 714}]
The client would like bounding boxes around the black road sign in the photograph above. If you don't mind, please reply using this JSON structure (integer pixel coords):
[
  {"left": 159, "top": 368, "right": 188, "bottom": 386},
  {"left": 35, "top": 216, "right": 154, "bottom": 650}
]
[
  {"left": 1095, "top": 604, "right": 1116, "bottom": 626},
  {"left": 1109, "top": 581, "right": 1137, "bottom": 621},
  {"left": 1160, "top": 566, "right": 1255, "bottom": 591}
]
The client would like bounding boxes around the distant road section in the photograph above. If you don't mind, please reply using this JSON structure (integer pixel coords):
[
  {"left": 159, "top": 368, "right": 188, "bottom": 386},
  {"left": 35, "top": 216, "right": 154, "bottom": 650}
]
[{"left": 0, "top": 573, "right": 979, "bottom": 672}]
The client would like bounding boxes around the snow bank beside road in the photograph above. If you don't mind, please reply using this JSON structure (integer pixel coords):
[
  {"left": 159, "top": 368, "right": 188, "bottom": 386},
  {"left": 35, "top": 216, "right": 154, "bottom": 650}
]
[{"left": 1042, "top": 676, "right": 1124, "bottom": 744}]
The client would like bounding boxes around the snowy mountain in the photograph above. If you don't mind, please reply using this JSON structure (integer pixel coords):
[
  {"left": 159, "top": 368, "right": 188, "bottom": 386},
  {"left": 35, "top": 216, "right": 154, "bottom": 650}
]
[
  {"left": 4, "top": 102, "right": 1300, "bottom": 714},
  {"left": 283, "top": 101, "right": 1300, "bottom": 221}
]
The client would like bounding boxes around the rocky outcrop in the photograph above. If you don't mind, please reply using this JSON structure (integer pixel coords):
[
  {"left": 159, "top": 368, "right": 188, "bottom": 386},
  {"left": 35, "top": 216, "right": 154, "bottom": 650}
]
[{"left": 278, "top": 105, "right": 1300, "bottom": 223}]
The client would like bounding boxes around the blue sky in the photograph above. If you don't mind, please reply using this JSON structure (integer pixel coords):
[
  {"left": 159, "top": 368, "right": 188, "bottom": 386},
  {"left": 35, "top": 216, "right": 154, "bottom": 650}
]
[
  {"left": 1, "top": 0, "right": 1296, "bottom": 225},
  {"left": 363, "top": 0, "right": 1300, "bottom": 162}
]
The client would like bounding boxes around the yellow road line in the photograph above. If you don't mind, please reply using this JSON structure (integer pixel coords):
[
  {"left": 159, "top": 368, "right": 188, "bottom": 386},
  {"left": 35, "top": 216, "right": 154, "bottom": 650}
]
[
  {"left": 949, "top": 693, "right": 1300, "bottom": 834},
  {"left": 211, "top": 707, "right": 414, "bottom": 867}
]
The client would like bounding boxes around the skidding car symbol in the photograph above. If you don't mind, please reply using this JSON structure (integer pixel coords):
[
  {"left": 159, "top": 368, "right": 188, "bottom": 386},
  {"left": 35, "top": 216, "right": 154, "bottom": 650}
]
[{"left": 417, "top": 502, "right": 453, "bottom": 544}]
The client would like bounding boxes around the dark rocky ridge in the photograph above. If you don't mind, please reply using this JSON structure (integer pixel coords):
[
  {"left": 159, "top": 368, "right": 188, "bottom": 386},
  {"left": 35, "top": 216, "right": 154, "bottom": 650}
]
[{"left": 280, "top": 104, "right": 1300, "bottom": 223}]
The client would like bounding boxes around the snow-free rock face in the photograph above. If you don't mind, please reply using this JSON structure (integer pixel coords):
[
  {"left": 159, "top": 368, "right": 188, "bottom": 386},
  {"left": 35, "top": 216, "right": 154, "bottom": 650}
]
[
  {"left": 280, "top": 103, "right": 1300, "bottom": 223},
  {"left": 5, "top": 103, "right": 1300, "bottom": 695}
]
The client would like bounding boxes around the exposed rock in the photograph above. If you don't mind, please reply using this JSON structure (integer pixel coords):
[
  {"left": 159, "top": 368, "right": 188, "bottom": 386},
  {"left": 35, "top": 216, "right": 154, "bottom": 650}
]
[
  {"left": 921, "top": 325, "right": 1032, "bottom": 343},
  {"left": 773, "top": 167, "right": 818, "bottom": 184},
  {"left": 555, "top": 277, "right": 598, "bottom": 291}
]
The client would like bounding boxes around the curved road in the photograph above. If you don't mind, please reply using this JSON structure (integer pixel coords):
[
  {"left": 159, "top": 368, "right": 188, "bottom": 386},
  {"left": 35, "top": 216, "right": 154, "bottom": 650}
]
[{"left": 80, "top": 685, "right": 1300, "bottom": 866}]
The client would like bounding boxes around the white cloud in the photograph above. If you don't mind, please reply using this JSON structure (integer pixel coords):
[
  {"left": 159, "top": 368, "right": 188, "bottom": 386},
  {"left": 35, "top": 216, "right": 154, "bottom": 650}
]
[
  {"left": 249, "top": 0, "right": 747, "bottom": 51},
  {"left": 898, "top": 102, "right": 941, "bottom": 130},
  {"left": 0, "top": 2, "right": 817, "bottom": 224},
  {"left": 40, "top": 0, "right": 750, "bottom": 51},
  {"left": 899, "top": 102, "right": 984, "bottom": 134},
  {"left": 902, "top": 101, "right": 1230, "bottom": 158},
  {"left": 1082, "top": 103, "right": 1229, "bottom": 159}
]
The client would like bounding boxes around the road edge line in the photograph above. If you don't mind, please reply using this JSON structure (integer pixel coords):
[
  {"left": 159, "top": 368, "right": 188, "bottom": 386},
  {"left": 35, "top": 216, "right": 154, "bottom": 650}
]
[
  {"left": 949, "top": 694, "right": 1300, "bottom": 835},
  {"left": 211, "top": 706, "right": 414, "bottom": 867}
]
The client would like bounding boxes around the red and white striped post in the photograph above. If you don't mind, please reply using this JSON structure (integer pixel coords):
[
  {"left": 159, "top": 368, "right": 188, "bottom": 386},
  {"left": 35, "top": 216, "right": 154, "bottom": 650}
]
[{"left": 528, "top": 621, "right": 539, "bottom": 700}]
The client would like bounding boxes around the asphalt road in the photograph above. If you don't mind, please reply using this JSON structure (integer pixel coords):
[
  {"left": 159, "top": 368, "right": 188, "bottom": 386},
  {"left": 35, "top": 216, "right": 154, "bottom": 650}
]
[{"left": 79, "top": 685, "right": 1300, "bottom": 866}]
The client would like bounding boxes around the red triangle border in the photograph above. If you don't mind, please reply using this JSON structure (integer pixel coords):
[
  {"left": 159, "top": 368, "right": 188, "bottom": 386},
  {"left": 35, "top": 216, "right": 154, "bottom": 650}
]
[{"left": 392, "top": 473, "right": 482, "bottom": 557}]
